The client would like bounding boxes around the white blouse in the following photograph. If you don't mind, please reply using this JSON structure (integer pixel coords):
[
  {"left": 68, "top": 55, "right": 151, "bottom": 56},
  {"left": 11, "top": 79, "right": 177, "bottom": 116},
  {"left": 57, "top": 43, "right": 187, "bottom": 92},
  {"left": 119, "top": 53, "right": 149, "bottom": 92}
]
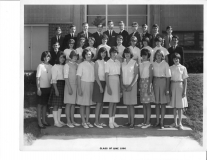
[
  {"left": 139, "top": 61, "right": 151, "bottom": 78},
  {"left": 152, "top": 60, "right": 171, "bottom": 78},
  {"left": 51, "top": 64, "right": 64, "bottom": 83},
  {"left": 105, "top": 59, "right": 121, "bottom": 75},
  {"left": 122, "top": 59, "right": 137, "bottom": 85},
  {"left": 170, "top": 64, "right": 188, "bottom": 81},
  {"left": 142, "top": 46, "right": 154, "bottom": 63},
  {"left": 64, "top": 49, "right": 73, "bottom": 59},
  {"left": 116, "top": 44, "right": 125, "bottom": 62},
  {"left": 36, "top": 63, "right": 52, "bottom": 88},
  {"left": 76, "top": 61, "right": 95, "bottom": 82},
  {"left": 129, "top": 46, "right": 141, "bottom": 64},
  {"left": 96, "top": 59, "right": 106, "bottom": 81}
]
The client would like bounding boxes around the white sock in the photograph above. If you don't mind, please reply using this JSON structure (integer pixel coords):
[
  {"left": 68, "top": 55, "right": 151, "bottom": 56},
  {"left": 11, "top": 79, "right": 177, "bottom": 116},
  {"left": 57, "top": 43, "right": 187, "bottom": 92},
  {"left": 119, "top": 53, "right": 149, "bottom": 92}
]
[{"left": 109, "top": 117, "right": 113, "bottom": 123}]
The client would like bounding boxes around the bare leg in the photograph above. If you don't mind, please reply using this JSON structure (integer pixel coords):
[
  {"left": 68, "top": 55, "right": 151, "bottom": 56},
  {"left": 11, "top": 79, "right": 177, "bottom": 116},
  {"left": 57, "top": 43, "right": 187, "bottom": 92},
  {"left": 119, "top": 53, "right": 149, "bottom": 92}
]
[
  {"left": 42, "top": 105, "right": 48, "bottom": 124},
  {"left": 85, "top": 106, "right": 90, "bottom": 124},
  {"left": 37, "top": 104, "right": 42, "bottom": 125},
  {"left": 95, "top": 103, "right": 101, "bottom": 124},
  {"left": 98, "top": 103, "right": 104, "bottom": 124},
  {"left": 146, "top": 103, "right": 151, "bottom": 125},
  {"left": 178, "top": 108, "right": 182, "bottom": 125},
  {"left": 127, "top": 106, "right": 131, "bottom": 124},
  {"left": 65, "top": 104, "right": 72, "bottom": 124},
  {"left": 80, "top": 106, "right": 86, "bottom": 124},
  {"left": 155, "top": 104, "right": 160, "bottom": 125},
  {"left": 143, "top": 104, "right": 147, "bottom": 124},
  {"left": 130, "top": 105, "right": 135, "bottom": 125},
  {"left": 173, "top": 108, "right": 178, "bottom": 126},
  {"left": 160, "top": 104, "right": 166, "bottom": 125},
  {"left": 70, "top": 104, "right": 75, "bottom": 123}
]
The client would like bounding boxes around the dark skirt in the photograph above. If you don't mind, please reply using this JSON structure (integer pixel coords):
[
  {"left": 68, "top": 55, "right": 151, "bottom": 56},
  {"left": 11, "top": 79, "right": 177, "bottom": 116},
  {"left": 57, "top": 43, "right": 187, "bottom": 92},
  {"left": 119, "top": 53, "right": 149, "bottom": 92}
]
[
  {"left": 92, "top": 80, "right": 106, "bottom": 103},
  {"left": 37, "top": 87, "right": 51, "bottom": 105},
  {"left": 48, "top": 80, "right": 65, "bottom": 107}
]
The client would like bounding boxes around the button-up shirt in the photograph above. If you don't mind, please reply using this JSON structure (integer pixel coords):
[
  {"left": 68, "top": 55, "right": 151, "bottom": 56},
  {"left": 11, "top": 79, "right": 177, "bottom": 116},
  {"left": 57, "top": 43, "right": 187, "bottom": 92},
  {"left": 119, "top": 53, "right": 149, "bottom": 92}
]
[
  {"left": 152, "top": 60, "right": 171, "bottom": 77},
  {"left": 129, "top": 46, "right": 141, "bottom": 64},
  {"left": 51, "top": 64, "right": 64, "bottom": 83},
  {"left": 170, "top": 64, "right": 188, "bottom": 81},
  {"left": 105, "top": 59, "right": 121, "bottom": 75}
]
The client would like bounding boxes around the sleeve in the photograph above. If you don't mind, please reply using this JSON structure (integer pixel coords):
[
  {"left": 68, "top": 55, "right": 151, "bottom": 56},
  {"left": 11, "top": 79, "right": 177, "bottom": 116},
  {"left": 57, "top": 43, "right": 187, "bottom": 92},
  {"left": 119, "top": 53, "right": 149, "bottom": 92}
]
[
  {"left": 51, "top": 65, "right": 58, "bottom": 83},
  {"left": 182, "top": 67, "right": 189, "bottom": 80},
  {"left": 105, "top": 61, "right": 110, "bottom": 73},
  {"left": 165, "top": 62, "right": 171, "bottom": 77},
  {"left": 165, "top": 48, "right": 169, "bottom": 56},
  {"left": 64, "top": 64, "right": 69, "bottom": 78},
  {"left": 76, "top": 63, "right": 83, "bottom": 77},
  {"left": 36, "top": 64, "right": 41, "bottom": 78}
]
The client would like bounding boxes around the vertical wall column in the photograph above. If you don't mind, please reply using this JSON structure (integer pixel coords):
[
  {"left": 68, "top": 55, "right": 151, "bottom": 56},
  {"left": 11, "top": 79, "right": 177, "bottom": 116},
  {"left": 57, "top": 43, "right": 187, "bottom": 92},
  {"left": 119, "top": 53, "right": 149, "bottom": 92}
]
[
  {"left": 73, "top": 5, "right": 85, "bottom": 33},
  {"left": 150, "top": 5, "right": 162, "bottom": 33}
]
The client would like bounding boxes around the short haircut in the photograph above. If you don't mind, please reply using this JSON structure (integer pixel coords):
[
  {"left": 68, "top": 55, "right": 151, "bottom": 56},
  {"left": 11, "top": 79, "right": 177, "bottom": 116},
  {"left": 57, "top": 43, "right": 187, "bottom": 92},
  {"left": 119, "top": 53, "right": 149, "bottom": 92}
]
[
  {"left": 132, "top": 22, "right": 138, "bottom": 26},
  {"left": 117, "top": 35, "right": 123, "bottom": 40},
  {"left": 130, "top": 36, "right": 137, "bottom": 41},
  {"left": 142, "top": 37, "right": 150, "bottom": 45},
  {"left": 88, "top": 36, "right": 96, "bottom": 42},
  {"left": 55, "top": 51, "right": 66, "bottom": 65},
  {"left": 155, "top": 36, "right": 163, "bottom": 42},
  {"left": 69, "top": 50, "right": 79, "bottom": 60},
  {"left": 142, "top": 24, "right": 148, "bottom": 27},
  {"left": 41, "top": 51, "right": 51, "bottom": 61},
  {"left": 97, "top": 23, "right": 103, "bottom": 27},
  {"left": 82, "top": 22, "right": 88, "bottom": 26},
  {"left": 166, "top": 26, "right": 172, "bottom": 30},
  {"left": 82, "top": 48, "right": 94, "bottom": 59},
  {"left": 119, "top": 21, "right": 124, "bottom": 25},
  {"left": 55, "top": 26, "right": 61, "bottom": 31},
  {"left": 69, "top": 25, "right": 76, "bottom": 29},
  {"left": 96, "top": 47, "right": 109, "bottom": 61},
  {"left": 109, "top": 46, "right": 118, "bottom": 56},
  {"left": 152, "top": 24, "right": 159, "bottom": 28},
  {"left": 122, "top": 48, "right": 133, "bottom": 59},
  {"left": 68, "top": 39, "right": 75, "bottom": 45},
  {"left": 108, "top": 20, "right": 113, "bottom": 24},
  {"left": 141, "top": 48, "right": 151, "bottom": 58},
  {"left": 172, "top": 53, "right": 181, "bottom": 60},
  {"left": 172, "top": 35, "right": 179, "bottom": 40},
  {"left": 53, "top": 41, "right": 60, "bottom": 46},
  {"left": 153, "top": 49, "right": 165, "bottom": 62},
  {"left": 102, "top": 34, "right": 109, "bottom": 40}
]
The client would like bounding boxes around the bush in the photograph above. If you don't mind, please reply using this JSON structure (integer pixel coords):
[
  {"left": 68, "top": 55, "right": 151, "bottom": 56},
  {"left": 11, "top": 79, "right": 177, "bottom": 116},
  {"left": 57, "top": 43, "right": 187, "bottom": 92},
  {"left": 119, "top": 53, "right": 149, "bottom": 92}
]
[{"left": 184, "top": 57, "right": 203, "bottom": 73}]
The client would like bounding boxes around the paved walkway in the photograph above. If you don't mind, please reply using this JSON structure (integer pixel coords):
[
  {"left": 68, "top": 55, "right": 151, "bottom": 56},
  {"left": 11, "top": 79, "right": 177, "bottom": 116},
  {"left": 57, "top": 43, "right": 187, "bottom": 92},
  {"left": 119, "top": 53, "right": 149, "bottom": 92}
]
[{"left": 23, "top": 135, "right": 204, "bottom": 151}]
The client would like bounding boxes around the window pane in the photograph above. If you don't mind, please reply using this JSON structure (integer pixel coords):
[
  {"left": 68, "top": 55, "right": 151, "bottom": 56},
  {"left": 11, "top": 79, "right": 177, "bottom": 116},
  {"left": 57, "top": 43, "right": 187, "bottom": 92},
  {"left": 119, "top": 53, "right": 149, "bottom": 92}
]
[
  {"left": 128, "top": 16, "right": 147, "bottom": 26},
  {"left": 108, "top": 5, "right": 126, "bottom": 15},
  {"left": 107, "top": 16, "right": 126, "bottom": 26},
  {"left": 87, "top": 16, "right": 106, "bottom": 27},
  {"left": 87, "top": 5, "right": 105, "bottom": 15},
  {"left": 128, "top": 5, "right": 147, "bottom": 15}
]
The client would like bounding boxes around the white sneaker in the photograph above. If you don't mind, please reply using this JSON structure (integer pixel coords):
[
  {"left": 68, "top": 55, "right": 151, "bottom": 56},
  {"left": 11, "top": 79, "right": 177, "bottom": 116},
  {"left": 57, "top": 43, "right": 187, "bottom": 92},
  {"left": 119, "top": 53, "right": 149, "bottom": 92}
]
[
  {"left": 141, "top": 124, "right": 151, "bottom": 129},
  {"left": 59, "top": 121, "right": 66, "bottom": 126},
  {"left": 109, "top": 123, "right": 114, "bottom": 129},
  {"left": 94, "top": 123, "right": 103, "bottom": 129},
  {"left": 113, "top": 122, "right": 119, "bottom": 128},
  {"left": 66, "top": 123, "right": 75, "bottom": 128},
  {"left": 136, "top": 123, "right": 145, "bottom": 127},
  {"left": 82, "top": 123, "right": 89, "bottom": 129},
  {"left": 72, "top": 122, "right": 81, "bottom": 126},
  {"left": 87, "top": 123, "right": 94, "bottom": 128},
  {"left": 54, "top": 123, "right": 63, "bottom": 127}
]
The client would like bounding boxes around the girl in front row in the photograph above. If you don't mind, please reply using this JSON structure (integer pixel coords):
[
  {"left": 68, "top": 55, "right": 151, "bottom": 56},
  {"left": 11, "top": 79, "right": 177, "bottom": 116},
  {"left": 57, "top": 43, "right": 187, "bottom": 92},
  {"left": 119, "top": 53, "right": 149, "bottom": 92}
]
[
  {"left": 64, "top": 50, "right": 80, "bottom": 128},
  {"left": 92, "top": 47, "right": 109, "bottom": 128},
  {"left": 121, "top": 48, "right": 138, "bottom": 129},
  {"left": 169, "top": 53, "right": 188, "bottom": 130},
  {"left": 138, "top": 49, "right": 155, "bottom": 129},
  {"left": 63, "top": 39, "right": 75, "bottom": 62},
  {"left": 103, "top": 47, "right": 121, "bottom": 129},
  {"left": 76, "top": 49, "right": 95, "bottom": 129},
  {"left": 36, "top": 51, "right": 52, "bottom": 128},
  {"left": 48, "top": 52, "right": 66, "bottom": 127}
]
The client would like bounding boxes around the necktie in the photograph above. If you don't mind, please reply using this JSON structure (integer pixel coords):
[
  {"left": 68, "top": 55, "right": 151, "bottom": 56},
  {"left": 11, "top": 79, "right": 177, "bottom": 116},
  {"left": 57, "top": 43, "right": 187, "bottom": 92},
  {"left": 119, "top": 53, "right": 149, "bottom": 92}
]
[{"left": 71, "top": 33, "right": 73, "bottom": 38}]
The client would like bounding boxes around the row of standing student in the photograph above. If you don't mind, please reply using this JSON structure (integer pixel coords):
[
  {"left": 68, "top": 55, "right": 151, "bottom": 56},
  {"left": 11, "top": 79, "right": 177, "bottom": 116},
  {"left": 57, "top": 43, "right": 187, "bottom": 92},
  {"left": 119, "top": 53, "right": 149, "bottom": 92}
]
[{"left": 36, "top": 43, "right": 188, "bottom": 130}]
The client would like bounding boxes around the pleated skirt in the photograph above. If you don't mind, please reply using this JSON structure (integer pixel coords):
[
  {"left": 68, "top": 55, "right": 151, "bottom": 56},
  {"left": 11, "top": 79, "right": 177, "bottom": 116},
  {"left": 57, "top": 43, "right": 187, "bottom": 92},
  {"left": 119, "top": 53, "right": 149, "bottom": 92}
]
[
  {"left": 103, "top": 75, "right": 120, "bottom": 103},
  {"left": 123, "top": 82, "right": 137, "bottom": 105},
  {"left": 64, "top": 83, "right": 77, "bottom": 104},
  {"left": 170, "top": 82, "right": 188, "bottom": 108}
]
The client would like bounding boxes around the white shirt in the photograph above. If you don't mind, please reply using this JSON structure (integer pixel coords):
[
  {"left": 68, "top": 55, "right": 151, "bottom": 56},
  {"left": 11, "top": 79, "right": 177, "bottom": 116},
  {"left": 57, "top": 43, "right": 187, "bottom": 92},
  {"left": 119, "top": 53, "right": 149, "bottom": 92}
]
[
  {"left": 76, "top": 47, "right": 83, "bottom": 59},
  {"left": 64, "top": 49, "right": 73, "bottom": 59},
  {"left": 122, "top": 59, "right": 137, "bottom": 85},
  {"left": 76, "top": 61, "right": 95, "bottom": 82},
  {"left": 36, "top": 63, "right": 52, "bottom": 88},
  {"left": 105, "top": 59, "right": 121, "bottom": 75},
  {"left": 139, "top": 61, "right": 151, "bottom": 78},
  {"left": 152, "top": 60, "right": 171, "bottom": 77},
  {"left": 51, "top": 64, "right": 64, "bottom": 83},
  {"left": 116, "top": 44, "right": 125, "bottom": 62},
  {"left": 153, "top": 46, "right": 169, "bottom": 58},
  {"left": 97, "top": 44, "right": 111, "bottom": 57},
  {"left": 170, "top": 64, "right": 188, "bottom": 81},
  {"left": 129, "top": 46, "right": 141, "bottom": 64},
  {"left": 96, "top": 60, "right": 106, "bottom": 81},
  {"left": 142, "top": 46, "right": 154, "bottom": 63}
]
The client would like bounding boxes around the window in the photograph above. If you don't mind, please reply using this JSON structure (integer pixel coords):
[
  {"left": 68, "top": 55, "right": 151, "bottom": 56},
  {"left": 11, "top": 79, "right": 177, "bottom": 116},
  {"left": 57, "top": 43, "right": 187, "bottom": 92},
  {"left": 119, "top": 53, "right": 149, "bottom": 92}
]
[{"left": 86, "top": 5, "right": 148, "bottom": 30}]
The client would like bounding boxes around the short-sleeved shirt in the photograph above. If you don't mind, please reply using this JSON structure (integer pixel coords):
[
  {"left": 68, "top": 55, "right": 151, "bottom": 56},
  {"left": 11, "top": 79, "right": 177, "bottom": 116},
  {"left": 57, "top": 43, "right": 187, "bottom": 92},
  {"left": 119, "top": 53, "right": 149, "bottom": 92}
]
[
  {"left": 105, "top": 58, "right": 121, "bottom": 75},
  {"left": 51, "top": 64, "right": 64, "bottom": 83},
  {"left": 139, "top": 61, "right": 152, "bottom": 78},
  {"left": 36, "top": 63, "right": 52, "bottom": 88},
  {"left": 153, "top": 46, "right": 169, "bottom": 58},
  {"left": 142, "top": 46, "right": 154, "bottom": 63},
  {"left": 152, "top": 60, "right": 171, "bottom": 78},
  {"left": 122, "top": 59, "right": 137, "bottom": 85},
  {"left": 170, "top": 64, "right": 188, "bottom": 81},
  {"left": 76, "top": 61, "right": 95, "bottom": 82},
  {"left": 76, "top": 47, "right": 83, "bottom": 59},
  {"left": 96, "top": 59, "right": 106, "bottom": 81},
  {"left": 129, "top": 46, "right": 141, "bottom": 64},
  {"left": 63, "top": 49, "right": 73, "bottom": 59},
  {"left": 97, "top": 44, "right": 111, "bottom": 57},
  {"left": 116, "top": 44, "right": 125, "bottom": 62},
  {"left": 64, "top": 61, "right": 78, "bottom": 84}
]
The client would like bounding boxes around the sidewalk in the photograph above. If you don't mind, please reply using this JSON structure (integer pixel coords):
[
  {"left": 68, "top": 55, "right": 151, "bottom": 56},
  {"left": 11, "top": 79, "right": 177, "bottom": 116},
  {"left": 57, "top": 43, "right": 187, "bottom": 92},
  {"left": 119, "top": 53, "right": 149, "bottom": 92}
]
[{"left": 23, "top": 135, "right": 204, "bottom": 151}]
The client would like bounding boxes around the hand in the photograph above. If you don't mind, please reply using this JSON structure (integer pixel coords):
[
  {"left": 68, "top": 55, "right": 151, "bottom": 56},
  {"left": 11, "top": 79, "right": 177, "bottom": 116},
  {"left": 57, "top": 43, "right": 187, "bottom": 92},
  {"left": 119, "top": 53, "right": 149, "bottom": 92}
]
[
  {"left": 166, "top": 90, "right": 169, "bottom": 96},
  {"left": 107, "top": 87, "right": 112, "bottom": 95},
  {"left": 182, "top": 92, "right": 186, "bottom": 98},
  {"left": 37, "top": 89, "right": 41, "bottom": 96},
  {"left": 68, "top": 87, "right": 73, "bottom": 95},
  {"left": 55, "top": 90, "right": 59, "bottom": 96},
  {"left": 99, "top": 86, "right": 103, "bottom": 93},
  {"left": 121, "top": 85, "right": 126, "bottom": 92},
  {"left": 126, "top": 85, "right": 132, "bottom": 92},
  {"left": 78, "top": 88, "right": 83, "bottom": 96}
]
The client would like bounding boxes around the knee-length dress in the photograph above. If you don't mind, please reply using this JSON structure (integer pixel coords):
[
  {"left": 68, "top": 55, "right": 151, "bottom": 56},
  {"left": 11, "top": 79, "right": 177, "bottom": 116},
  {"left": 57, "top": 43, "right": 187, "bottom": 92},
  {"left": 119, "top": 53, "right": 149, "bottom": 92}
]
[
  {"left": 76, "top": 61, "right": 95, "bottom": 106},
  {"left": 170, "top": 64, "right": 188, "bottom": 108},
  {"left": 64, "top": 61, "right": 78, "bottom": 104},
  {"left": 103, "top": 58, "right": 121, "bottom": 103},
  {"left": 122, "top": 59, "right": 138, "bottom": 105},
  {"left": 139, "top": 61, "right": 155, "bottom": 103},
  {"left": 152, "top": 60, "right": 171, "bottom": 104}
]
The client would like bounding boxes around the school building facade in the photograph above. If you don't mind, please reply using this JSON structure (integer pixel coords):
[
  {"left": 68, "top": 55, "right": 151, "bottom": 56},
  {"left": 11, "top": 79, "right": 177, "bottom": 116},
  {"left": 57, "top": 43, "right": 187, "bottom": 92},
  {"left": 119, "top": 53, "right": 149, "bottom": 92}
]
[{"left": 24, "top": 5, "right": 203, "bottom": 71}]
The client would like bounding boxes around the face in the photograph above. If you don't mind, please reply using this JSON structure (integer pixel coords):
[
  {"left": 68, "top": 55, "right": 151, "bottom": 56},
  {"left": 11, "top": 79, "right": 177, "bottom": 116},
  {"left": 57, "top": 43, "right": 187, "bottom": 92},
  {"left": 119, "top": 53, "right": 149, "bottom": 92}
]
[
  {"left": 89, "top": 39, "right": 94, "bottom": 46},
  {"left": 59, "top": 55, "right": 65, "bottom": 64},
  {"left": 56, "top": 29, "right": 62, "bottom": 35},
  {"left": 167, "top": 28, "right": 173, "bottom": 35},
  {"left": 100, "top": 51, "right": 106, "bottom": 59},
  {"left": 156, "top": 41, "right": 162, "bottom": 46},
  {"left": 152, "top": 27, "right": 158, "bottom": 34},
  {"left": 71, "top": 55, "right": 78, "bottom": 62},
  {"left": 117, "top": 38, "right": 123, "bottom": 46},
  {"left": 131, "top": 39, "right": 137, "bottom": 46},
  {"left": 80, "top": 40, "right": 85, "bottom": 47},
  {"left": 97, "top": 25, "right": 103, "bottom": 32},
  {"left": 132, "top": 25, "right": 138, "bottom": 32},
  {"left": 172, "top": 38, "right": 178, "bottom": 46},
  {"left": 119, "top": 23, "right": 124, "bottom": 30},
  {"left": 44, "top": 55, "right": 50, "bottom": 63},
  {"left": 155, "top": 52, "right": 163, "bottom": 61},
  {"left": 82, "top": 24, "right": 89, "bottom": 31},
  {"left": 69, "top": 43, "right": 74, "bottom": 49},
  {"left": 173, "top": 58, "right": 180, "bottom": 65},
  {"left": 85, "top": 51, "right": 92, "bottom": 61},
  {"left": 124, "top": 52, "right": 131, "bottom": 59},
  {"left": 111, "top": 51, "right": 117, "bottom": 59},
  {"left": 53, "top": 43, "right": 60, "bottom": 50},
  {"left": 143, "top": 41, "right": 148, "bottom": 47},
  {"left": 102, "top": 38, "right": 107, "bottom": 44},
  {"left": 142, "top": 26, "right": 148, "bottom": 32},
  {"left": 108, "top": 22, "right": 114, "bottom": 30},
  {"left": 142, "top": 54, "right": 148, "bottom": 61},
  {"left": 70, "top": 27, "right": 76, "bottom": 33}
]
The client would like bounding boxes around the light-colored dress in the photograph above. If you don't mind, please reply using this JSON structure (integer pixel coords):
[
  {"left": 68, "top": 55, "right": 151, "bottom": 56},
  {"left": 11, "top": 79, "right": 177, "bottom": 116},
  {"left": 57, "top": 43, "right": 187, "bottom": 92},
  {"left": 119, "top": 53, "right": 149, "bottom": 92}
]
[
  {"left": 170, "top": 64, "right": 188, "bottom": 108},
  {"left": 116, "top": 44, "right": 125, "bottom": 62},
  {"left": 128, "top": 46, "right": 141, "bottom": 64}
]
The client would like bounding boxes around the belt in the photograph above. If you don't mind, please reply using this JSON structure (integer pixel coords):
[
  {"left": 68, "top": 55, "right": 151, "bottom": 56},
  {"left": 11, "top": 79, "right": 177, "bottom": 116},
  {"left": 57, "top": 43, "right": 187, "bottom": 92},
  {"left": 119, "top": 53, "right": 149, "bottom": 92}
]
[
  {"left": 153, "top": 76, "right": 166, "bottom": 79},
  {"left": 171, "top": 80, "right": 183, "bottom": 83}
]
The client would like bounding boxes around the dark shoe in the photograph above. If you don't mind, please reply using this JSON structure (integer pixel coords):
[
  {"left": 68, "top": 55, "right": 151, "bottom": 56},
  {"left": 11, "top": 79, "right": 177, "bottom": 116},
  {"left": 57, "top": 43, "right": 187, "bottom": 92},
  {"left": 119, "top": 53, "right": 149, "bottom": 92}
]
[
  {"left": 42, "top": 122, "right": 51, "bottom": 127},
  {"left": 123, "top": 123, "right": 131, "bottom": 127},
  {"left": 129, "top": 124, "right": 134, "bottom": 129},
  {"left": 160, "top": 123, "right": 164, "bottom": 129},
  {"left": 153, "top": 123, "right": 160, "bottom": 128},
  {"left": 38, "top": 124, "right": 46, "bottom": 129}
]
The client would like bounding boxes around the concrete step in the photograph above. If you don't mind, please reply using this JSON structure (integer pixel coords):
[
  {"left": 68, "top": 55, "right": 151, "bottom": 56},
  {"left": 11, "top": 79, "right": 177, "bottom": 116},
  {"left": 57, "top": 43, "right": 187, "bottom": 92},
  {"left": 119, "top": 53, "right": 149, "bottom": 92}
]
[
  {"left": 49, "top": 105, "right": 175, "bottom": 115},
  {"left": 41, "top": 125, "right": 192, "bottom": 137}
]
